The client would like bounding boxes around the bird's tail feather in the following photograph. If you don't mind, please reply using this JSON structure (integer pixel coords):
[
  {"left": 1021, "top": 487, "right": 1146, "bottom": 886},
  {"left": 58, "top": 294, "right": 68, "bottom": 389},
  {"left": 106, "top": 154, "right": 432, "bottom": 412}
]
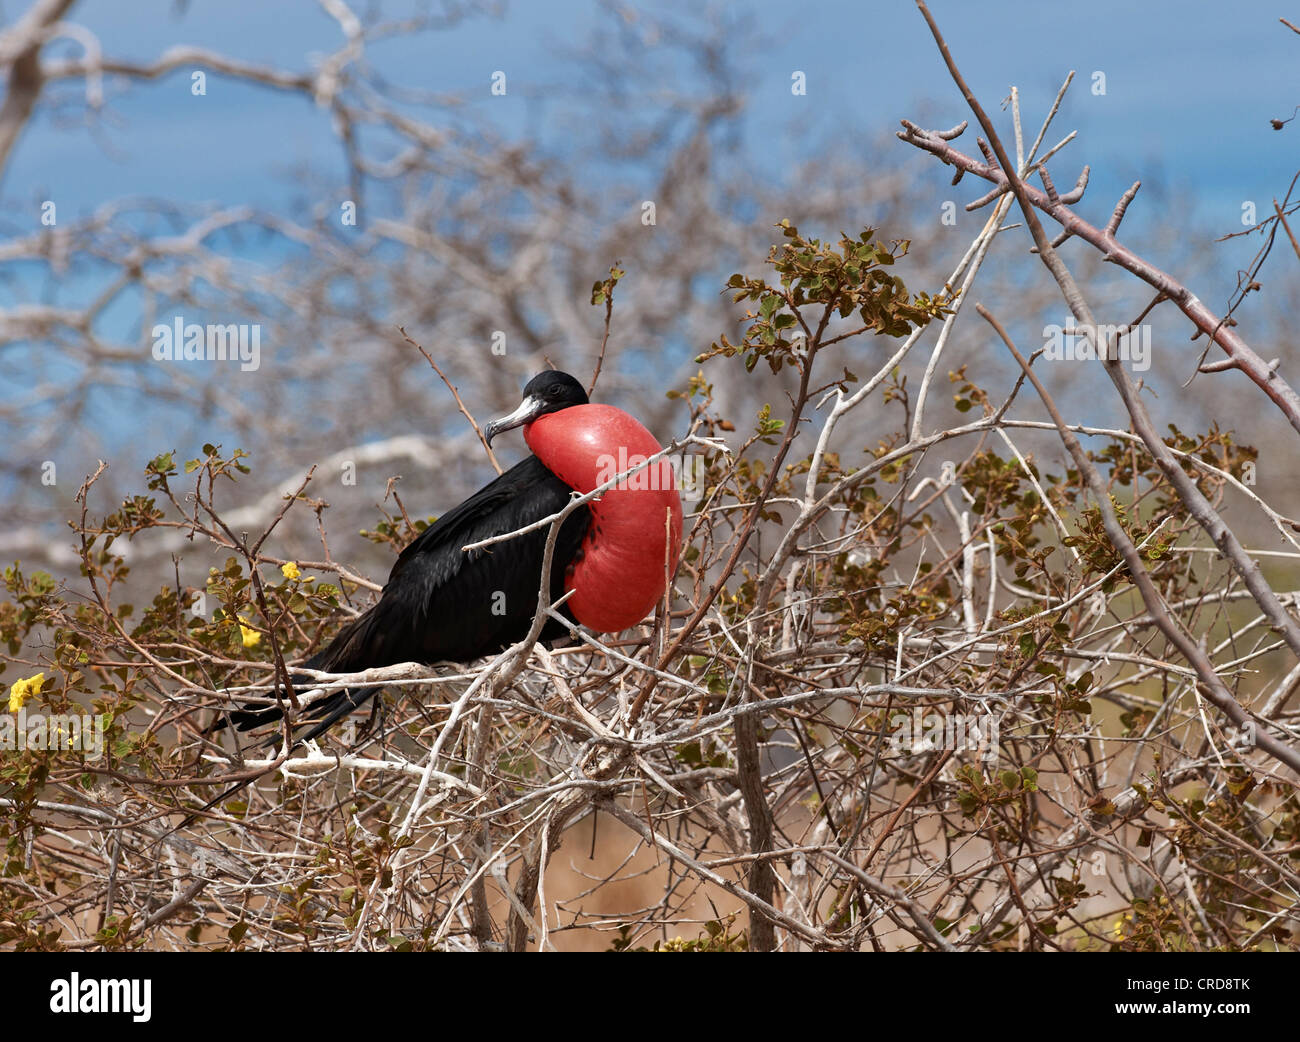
[
  {"left": 179, "top": 607, "right": 394, "bottom": 834},
  {"left": 213, "top": 606, "right": 392, "bottom": 740}
]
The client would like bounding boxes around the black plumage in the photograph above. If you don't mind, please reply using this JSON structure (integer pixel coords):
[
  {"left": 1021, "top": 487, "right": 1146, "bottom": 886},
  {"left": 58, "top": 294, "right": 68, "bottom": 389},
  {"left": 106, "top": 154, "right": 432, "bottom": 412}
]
[{"left": 220, "top": 372, "right": 591, "bottom": 746}]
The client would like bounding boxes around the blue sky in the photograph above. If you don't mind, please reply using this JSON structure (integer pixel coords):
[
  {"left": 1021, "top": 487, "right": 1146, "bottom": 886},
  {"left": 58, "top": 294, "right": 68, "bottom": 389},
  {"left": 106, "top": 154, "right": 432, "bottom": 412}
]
[
  {"left": 2, "top": 0, "right": 1297, "bottom": 493},
  {"left": 6, "top": 0, "right": 1295, "bottom": 226}
]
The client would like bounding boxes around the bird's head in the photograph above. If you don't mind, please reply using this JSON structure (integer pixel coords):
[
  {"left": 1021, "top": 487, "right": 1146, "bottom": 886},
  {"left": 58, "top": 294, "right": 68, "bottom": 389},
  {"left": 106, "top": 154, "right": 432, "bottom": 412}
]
[{"left": 485, "top": 370, "right": 589, "bottom": 445}]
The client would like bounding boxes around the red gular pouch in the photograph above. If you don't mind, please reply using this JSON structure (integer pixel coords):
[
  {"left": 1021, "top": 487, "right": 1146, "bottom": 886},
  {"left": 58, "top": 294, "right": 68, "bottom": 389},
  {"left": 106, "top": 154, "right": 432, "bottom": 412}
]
[{"left": 524, "top": 404, "right": 683, "bottom": 632}]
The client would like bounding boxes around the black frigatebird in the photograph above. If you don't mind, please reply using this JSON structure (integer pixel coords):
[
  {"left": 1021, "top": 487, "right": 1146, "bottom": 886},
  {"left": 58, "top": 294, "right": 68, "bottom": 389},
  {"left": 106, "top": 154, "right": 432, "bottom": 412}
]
[{"left": 222, "top": 370, "right": 683, "bottom": 745}]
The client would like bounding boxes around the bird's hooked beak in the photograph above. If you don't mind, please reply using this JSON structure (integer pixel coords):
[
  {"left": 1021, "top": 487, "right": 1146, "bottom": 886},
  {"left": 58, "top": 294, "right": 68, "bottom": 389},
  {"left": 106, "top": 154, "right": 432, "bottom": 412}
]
[{"left": 485, "top": 394, "right": 546, "bottom": 446}]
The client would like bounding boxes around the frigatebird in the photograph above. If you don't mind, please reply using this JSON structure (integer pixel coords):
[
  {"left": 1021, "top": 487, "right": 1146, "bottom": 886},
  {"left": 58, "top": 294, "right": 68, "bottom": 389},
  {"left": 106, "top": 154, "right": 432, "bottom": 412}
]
[{"left": 222, "top": 370, "right": 683, "bottom": 745}]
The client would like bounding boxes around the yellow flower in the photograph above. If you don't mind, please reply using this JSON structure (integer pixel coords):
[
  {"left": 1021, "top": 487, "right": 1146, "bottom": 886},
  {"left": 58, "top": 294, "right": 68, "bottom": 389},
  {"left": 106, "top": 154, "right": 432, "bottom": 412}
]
[
  {"left": 239, "top": 621, "right": 262, "bottom": 648},
  {"left": 281, "top": 562, "right": 301, "bottom": 581},
  {"left": 8, "top": 672, "right": 45, "bottom": 712}
]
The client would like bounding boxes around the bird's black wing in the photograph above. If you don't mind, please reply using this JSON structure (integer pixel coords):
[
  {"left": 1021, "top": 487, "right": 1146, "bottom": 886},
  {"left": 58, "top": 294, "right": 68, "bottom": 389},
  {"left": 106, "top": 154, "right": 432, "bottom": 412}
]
[
  {"left": 334, "top": 452, "right": 589, "bottom": 668},
  {"left": 221, "top": 454, "right": 588, "bottom": 739}
]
